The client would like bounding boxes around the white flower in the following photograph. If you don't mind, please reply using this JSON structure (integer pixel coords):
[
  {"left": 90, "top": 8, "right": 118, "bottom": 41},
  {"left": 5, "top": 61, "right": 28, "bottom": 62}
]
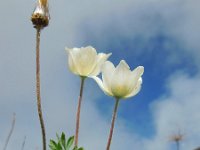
[
  {"left": 92, "top": 60, "right": 144, "bottom": 99},
  {"left": 66, "top": 46, "right": 112, "bottom": 77}
]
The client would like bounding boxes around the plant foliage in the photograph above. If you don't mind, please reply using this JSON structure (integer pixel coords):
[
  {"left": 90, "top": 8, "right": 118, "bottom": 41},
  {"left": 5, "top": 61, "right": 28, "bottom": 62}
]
[{"left": 49, "top": 132, "right": 84, "bottom": 150}]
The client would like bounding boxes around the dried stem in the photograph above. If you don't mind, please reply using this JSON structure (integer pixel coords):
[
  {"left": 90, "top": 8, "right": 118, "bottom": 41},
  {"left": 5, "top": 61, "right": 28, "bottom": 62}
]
[
  {"left": 176, "top": 140, "right": 180, "bottom": 150},
  {"left": 106, "top": 98, "right": 120, "bottom": 150},
  {"left": 3, "top": 113, "right": 16, "bottom": 150},
  {"left": 74, "top": 77, "right": 85, "bottom": 147},
  {"left": 170, "top": 130, "right": 183, "bottom": 150},
  {"left": 21, "top": 136, "right": 26, "bottom": 150},
  {"left": 36, "top": 28, "right": 46, "bottom": 150}
]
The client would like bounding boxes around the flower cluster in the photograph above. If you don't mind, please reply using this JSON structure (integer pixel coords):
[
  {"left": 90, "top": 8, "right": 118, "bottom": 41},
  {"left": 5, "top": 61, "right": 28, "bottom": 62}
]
[
  {"left": 65, "top": 46, "right": 144, "bottom": 150},
  {"left": 66, "top": 46, "right": 144, "bottom": 99}
]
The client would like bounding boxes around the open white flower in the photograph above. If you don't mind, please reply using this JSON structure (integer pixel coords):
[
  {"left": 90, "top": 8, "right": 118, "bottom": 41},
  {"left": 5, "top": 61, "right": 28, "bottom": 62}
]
[
  {"left": 92, "top": 60, "right": 144, "bottom": 99},
  {"left": 66, "top": 46, "right": 111, "bottom": 77}
]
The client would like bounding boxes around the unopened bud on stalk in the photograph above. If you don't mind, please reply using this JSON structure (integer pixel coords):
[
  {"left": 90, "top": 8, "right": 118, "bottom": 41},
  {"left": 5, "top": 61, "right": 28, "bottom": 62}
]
[{"left": 31, "top": 0, "right": 50, "bottom": 29}]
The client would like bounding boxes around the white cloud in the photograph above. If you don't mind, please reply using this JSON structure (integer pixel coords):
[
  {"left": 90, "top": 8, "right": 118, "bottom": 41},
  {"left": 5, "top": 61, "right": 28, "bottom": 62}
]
[{"left": 147, "top": 73, "right": 200, "bottom": 150}]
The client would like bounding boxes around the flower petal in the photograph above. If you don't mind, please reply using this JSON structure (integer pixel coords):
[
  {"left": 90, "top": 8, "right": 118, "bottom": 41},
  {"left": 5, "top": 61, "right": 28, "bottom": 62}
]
[
  {"left": 102, "top": 61, "right": 115, "bottom": 95},
  {"left": 124, "top": 77, "right": 143, "bottom": 98},
  {"left": 65, "top": 48, "right": 79, "bottom": 75},
  {"left": 132, "top": 66, "right": 144, "bottom": 77},
  {"left": 89, "top": 53, "right": 112, "bottom": 76},
  {"left": 126, "top": 66, "right": 144, "bottom": 95},
  {"left": 77, "top": 46, "right": 97, "bottom": 76},
  {"left": 110, "top": 60, "right": 133, "bottom": 98},
  {"left": 91, "top": 76, "right": 113, "bottom": 96}
]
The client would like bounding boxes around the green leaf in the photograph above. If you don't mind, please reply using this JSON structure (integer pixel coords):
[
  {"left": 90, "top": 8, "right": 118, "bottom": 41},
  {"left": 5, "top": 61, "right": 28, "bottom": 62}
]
[
  {"left": 66, "top": 136, "right": 74, "bottom": 150},
  {"left": 49, "top": 140, "right": 57, "bottom": 150},
  {"left": 57, "top": 142, "right": 62, "bottom": 150},
  {"left": 61, "top": 132, "right": 66, "bottom": 149},
  {"left": 49, "top": 132, "right": 85, "bottom": 150}
]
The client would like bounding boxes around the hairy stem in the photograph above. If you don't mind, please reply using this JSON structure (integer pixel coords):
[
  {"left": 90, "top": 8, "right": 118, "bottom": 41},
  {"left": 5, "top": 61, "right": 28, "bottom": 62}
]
[
  {"left": 3, "top": 113, "right": 16, "bottom": 150},
  {"left": 36, "top": 28, "right": 46, "bottom": 150},
  {"left": 75, "top": 77, "right": 85, "bottom": 147},
  {"left": 106, "top": 98, "right": 120, "bottom": 150}
]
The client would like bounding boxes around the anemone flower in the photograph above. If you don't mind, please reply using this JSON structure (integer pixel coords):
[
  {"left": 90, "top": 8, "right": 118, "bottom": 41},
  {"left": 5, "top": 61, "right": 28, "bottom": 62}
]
[
  {"left": 92, "top": 60, "right": 144, "bottom": 150},
  {"left": 66, "top": 46, "right": 111, "bottom": 147}
]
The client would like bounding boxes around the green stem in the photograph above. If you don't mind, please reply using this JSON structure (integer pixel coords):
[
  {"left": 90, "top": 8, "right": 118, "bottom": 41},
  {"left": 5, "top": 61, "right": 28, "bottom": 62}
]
[
  {"left": 36, "top": 28, "right": 46, "bottom": 150},
  {"left": 74, "top": 77, "right": 85, "bottom": 147},
  {"left": 106, "top": 98, "right": 120, "bottom": 150}
]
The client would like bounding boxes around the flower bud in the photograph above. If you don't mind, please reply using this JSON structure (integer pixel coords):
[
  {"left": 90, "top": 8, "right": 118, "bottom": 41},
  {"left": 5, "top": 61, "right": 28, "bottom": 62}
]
[{"left": 31, "top": 0, "right": 50, "bottom": 29}]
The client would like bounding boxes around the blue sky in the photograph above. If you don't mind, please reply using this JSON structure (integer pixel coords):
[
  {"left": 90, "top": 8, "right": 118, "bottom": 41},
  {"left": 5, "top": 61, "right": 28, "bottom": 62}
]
[{"left": 1, "top": 0, "right": 200, "bottom": 150}]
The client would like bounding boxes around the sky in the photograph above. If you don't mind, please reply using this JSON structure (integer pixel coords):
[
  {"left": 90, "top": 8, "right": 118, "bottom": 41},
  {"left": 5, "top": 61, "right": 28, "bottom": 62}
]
[{"left": 0, "top": 0, "right": 200, "bottom": 150}]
